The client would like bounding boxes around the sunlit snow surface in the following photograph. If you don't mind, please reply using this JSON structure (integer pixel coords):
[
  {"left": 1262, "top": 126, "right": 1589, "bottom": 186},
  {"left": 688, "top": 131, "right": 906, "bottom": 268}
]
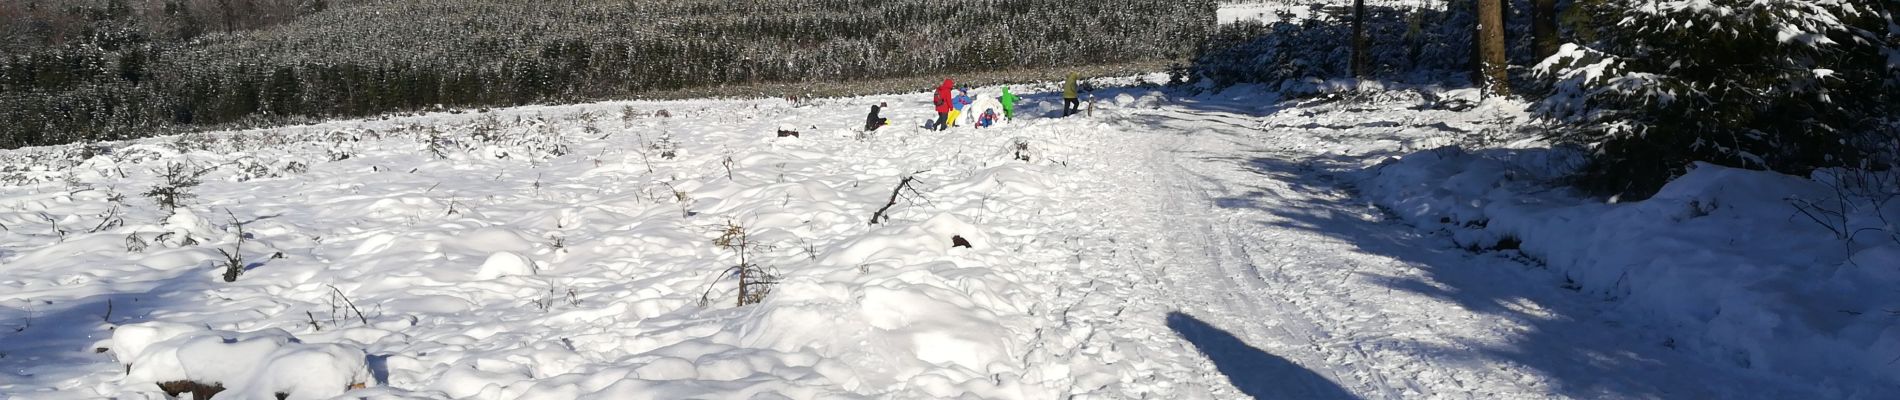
[{"left": 3, "top": 71, "right": 1890, "bottom": 398}]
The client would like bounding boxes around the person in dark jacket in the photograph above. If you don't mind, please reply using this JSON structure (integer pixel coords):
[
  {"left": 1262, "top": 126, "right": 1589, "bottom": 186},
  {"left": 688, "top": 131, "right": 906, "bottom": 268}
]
[
  {"left": 928, "top": 79, "right": 954, "bottom": 131},
  {"left": 865, "top": 102, "right": 888, "bottom": 131}
]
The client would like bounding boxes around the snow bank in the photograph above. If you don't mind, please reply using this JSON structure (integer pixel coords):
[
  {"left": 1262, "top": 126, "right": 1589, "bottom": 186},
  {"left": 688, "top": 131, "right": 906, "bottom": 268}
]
[
  {"left": 1360, "top": 147, "right": 1900, "bottom": 394},
  {"left": 114, "top": 323, "right": 373, "bottom": 399}
]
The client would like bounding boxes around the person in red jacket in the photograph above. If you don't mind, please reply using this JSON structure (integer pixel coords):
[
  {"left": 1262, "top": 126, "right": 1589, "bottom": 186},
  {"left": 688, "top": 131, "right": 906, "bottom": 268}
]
[{"left": 928, "top": 79, "right": 954, "bottom": 131}]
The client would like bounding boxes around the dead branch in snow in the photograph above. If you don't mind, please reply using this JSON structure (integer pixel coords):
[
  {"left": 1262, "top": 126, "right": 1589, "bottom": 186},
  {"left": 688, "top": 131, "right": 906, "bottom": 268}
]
[{"left": 869, "top": 170, "right": 930, "bottom": 225}]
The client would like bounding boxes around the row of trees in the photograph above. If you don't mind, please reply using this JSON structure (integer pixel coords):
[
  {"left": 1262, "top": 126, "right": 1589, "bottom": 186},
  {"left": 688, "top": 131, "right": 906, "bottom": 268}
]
[
  {"left": 1201, "top": 0, "right": 1896, "bottom": 197},
  {"left": 0, "top": 0, "right": 347, "bottom": 53},
  {"left": 1, "top": 0, "right": 1216, "bottom": 148},
  {"left": 1339, "top": 0, "right": 1553, "bottom": 96}
]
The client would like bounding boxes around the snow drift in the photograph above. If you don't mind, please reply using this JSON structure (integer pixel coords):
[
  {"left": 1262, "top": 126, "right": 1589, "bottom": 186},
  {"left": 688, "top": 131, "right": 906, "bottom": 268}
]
[
  {"left": 1360, "top": 147, "right": 1900, "bottom": 395},
  {"left": 113, "top": 322, "right": 373, "bottom": 399}
]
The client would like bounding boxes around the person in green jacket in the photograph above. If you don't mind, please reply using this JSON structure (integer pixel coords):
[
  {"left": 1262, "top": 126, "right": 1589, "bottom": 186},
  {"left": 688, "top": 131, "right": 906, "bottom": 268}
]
[
  {"left": 1062, "top": 72, "right": 1080, "bottom": 117},
  {"left": 999, "top": 86, "right": 1021, "bottom": 120}
]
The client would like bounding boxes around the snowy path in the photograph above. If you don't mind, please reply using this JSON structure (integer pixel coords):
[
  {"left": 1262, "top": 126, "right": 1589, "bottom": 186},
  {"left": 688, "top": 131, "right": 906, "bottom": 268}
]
[{"left": 1046, "top": 90, "right": 1836, "bottom": 399}]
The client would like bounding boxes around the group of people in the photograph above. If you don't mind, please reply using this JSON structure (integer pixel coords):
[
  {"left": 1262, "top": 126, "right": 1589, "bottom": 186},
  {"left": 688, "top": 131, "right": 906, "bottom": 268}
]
[
  {"left": 863, "top": 73, "right": 1084, "bottom": 132},
  {"left": 923, "top": 78, "right": 1017, "bottom": 131}
]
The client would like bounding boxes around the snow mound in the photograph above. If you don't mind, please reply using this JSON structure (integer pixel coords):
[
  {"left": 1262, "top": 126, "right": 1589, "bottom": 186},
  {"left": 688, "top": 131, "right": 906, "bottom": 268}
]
[
  {"left": 1361, "top": 148, "right": 1900, "bottom": 394},
  {"left": 114, "top": 323, "right": 373, "bottom": 399},
  {"left": 858, "top": 285, "right": 1014, "bottom": 372},
  {"left": 476, "top": 251, "right": 538, "bottom": 279},
  {"left": 109, "top": 322, "right": 203, "bottom": 368}
]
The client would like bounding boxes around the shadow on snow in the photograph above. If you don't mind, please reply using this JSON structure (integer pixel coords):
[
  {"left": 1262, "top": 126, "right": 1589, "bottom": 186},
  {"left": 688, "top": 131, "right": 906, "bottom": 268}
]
[{"left": 1167, "top": 311, "right": 1360, "bottom": 400}]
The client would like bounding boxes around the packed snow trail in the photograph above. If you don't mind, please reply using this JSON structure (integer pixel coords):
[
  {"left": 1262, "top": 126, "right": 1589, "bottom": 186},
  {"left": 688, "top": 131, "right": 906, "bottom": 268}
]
[{"left": 1044, "top": 87, "right": 1844, "bottom": 399}]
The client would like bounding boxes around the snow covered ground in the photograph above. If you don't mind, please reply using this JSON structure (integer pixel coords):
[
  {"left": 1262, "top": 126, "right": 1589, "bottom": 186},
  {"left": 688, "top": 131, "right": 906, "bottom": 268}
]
[
  {"left": 2, "top": 73, "right": 1893, "bottom": 399},
  {"left": 1357, "top": 132, "right": 1900, "bottom": 397},
  {"left": 1217, "top": 1, "right": 1306, "bottom": 25},
  {"left": 0, "top": 80, "right": 1182, "bottom": 399},
  {"left": 1110, "top": 84, "right": 1895, "bottom": 399}
]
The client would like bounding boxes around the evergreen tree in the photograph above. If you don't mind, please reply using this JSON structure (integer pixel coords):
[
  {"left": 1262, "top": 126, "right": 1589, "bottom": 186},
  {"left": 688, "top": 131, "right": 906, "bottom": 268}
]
[
  {"left": 1534, "top": 0, "right": 1898, "bottom": 196},
  {"left": 0, "top": 0, "right": 1219, "bottom": 149}
]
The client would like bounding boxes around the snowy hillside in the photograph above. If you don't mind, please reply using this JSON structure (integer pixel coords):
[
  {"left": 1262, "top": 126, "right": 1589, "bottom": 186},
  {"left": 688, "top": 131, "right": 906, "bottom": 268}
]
[{"left": 3, "top": 75, "right": 1893, "bottom": 399}]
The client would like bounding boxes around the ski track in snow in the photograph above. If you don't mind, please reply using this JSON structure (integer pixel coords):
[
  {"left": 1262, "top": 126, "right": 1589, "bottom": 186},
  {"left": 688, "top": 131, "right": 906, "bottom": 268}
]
[{"left": 0, "top": 78, "right": 1843, "bottom": 399}]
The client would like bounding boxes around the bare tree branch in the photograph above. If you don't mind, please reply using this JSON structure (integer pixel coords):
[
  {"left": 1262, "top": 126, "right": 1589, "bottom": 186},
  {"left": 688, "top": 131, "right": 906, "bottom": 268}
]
[{"left": 870, "top": 171, "right": 929, "bottom": 225}]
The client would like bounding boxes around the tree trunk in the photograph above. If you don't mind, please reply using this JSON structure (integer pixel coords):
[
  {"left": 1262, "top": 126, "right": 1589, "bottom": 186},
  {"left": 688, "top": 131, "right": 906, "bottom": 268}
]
[
  {"left": 214, "top": 0, "right": 233, "bottom": 33},
  {"left": 736, "top": 265, "right": 748, "bottom": 308},
  {"left": 1477, "top": 0, "right": 1510, "bottom": 97},
  {"left": 1467, "top": 0, "right": 1482, "bottom": 84},
  {"left": 1352, "top": 0, "right": 1368, "bottom": 78},
  {"left": 1532, "top": 0, "right": 1559, "bottom": 59}
]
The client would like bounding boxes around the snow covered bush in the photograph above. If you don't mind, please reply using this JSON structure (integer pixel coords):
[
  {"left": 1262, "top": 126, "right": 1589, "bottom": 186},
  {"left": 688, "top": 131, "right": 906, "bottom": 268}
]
[
  {"left": 215, "top": 210, "right": 252, "bottom": 283},
  {"left": 650, "top": 129, "right": 679, "bottom": 160},
  {"left": 1534, "top": 0, "right": 1899, "bottom": 197},
  {"left": 143, "top": 162, "right": 209, "bottom": 217},
  {"left": 112, "top": 323, "right": 373, "bottom": 399},
  {"left": 228, "top": 155, "right": 310, "bottom": 182},
  {"left": 703, "top": 220, "right": 777, "bottom": 308}
]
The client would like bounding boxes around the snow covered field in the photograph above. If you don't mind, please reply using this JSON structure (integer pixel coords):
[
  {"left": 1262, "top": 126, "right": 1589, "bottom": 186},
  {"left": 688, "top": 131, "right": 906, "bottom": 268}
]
[
  {"left": 0, "top": 79, "right": 1188, "bottom": 398},
  {"left": 2, "top": 73, "right": 1894, "bottom": 399}
]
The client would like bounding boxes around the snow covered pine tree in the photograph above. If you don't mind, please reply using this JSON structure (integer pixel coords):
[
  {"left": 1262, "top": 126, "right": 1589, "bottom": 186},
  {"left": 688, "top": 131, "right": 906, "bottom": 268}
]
[{"left": 1533, "top": 0, "right": 1898, "bottom": 197}]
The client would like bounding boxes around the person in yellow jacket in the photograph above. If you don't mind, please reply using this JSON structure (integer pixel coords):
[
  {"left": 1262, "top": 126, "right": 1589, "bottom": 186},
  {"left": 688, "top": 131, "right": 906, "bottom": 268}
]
[{"left": 1062, "top": 72, "right": 1080, "bottom": 117}]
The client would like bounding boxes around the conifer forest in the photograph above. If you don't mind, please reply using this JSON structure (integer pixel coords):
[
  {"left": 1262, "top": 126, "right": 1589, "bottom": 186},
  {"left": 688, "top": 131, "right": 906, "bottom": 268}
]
[{"left": 0, "top": 0, "right": 1216, "bottom": 148}]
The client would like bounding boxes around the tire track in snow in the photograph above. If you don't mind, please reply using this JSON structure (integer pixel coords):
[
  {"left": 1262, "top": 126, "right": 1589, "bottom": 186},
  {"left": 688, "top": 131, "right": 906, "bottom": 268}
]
[
  {"left": 1061, "top": 105, "right": 1565, "bottom": 399},
  {"left": 1034, "top": 118, "right": 1404, "bottom": 399},
  {"left": 1154, "top": 132, "right": 1408, "bottom": 399}
]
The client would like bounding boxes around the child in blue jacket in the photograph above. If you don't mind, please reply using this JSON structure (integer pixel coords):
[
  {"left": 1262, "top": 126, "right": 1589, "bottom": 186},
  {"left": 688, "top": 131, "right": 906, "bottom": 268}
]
[{"left": 949, "top": 89, "right": 973, "bottom": 127}]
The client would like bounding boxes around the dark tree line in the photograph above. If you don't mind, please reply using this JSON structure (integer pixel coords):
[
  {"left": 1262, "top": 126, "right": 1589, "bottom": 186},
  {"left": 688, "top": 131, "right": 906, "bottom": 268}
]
[
  {"left": 1191, "top": 3, "right": 1504, "bottom": 89},
  {"left": 0, "top": 0, "right": 1216, "bottom": 149}
]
